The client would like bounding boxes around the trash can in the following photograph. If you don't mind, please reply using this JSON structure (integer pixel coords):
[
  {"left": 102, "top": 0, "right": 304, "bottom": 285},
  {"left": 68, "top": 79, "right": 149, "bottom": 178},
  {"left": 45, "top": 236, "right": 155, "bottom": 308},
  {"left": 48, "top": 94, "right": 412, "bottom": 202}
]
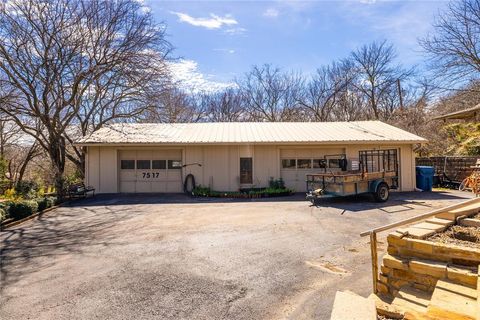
[{"left": 416, "top": 166, "right": 435, "bottom": 192}]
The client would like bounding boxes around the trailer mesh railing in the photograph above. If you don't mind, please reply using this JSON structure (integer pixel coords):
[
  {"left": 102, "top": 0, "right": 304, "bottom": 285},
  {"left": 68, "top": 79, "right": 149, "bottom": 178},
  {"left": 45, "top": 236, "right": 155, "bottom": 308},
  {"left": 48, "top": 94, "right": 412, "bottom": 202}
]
[{"left": 359, "top": 149, "right": 398, "bottom": 174}]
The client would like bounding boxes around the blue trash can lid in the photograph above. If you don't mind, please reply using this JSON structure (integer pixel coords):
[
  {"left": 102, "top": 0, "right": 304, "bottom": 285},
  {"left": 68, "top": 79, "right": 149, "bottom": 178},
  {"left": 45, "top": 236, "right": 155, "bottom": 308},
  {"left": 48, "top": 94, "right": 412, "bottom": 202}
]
[{"left": 416, "top": 166, "right": 435, "bottom": 174}]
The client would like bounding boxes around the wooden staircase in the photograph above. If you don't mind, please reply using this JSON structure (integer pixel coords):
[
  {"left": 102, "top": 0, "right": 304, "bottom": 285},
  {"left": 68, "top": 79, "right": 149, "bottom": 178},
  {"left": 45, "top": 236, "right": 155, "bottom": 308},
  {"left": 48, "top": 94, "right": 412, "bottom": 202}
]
[
  {"left": 367, "top": 276, "right": 479, "bottom": 319},
  {"left": 332, "top": 198, "right": 480, "bottom": 320}
]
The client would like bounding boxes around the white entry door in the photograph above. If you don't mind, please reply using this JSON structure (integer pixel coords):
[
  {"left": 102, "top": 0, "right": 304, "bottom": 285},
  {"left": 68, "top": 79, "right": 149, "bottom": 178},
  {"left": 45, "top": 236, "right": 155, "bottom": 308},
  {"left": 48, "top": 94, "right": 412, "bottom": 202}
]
[{"left": 119, "top": 150, "right": 182, "bottom": 193}]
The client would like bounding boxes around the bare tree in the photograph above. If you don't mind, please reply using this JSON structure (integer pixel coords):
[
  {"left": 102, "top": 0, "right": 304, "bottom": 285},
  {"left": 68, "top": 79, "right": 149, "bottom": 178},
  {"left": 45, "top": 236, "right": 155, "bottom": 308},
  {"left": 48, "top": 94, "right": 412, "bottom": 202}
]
[
  {"left": 350, "top": 40, "right": 413, "bottom": 120},
  {"left": 421, "top": 0, "right": 480, "bottom": 85},
  {"left": 0, "top": 114, "right": 20, "bottom": 158},
  {"left": 0, "top": 114, "right": 41, "bottom": 185},
  {"left": 0, "top": 0, "right": 171, "bottom": 198},
  {"left": 204, "top": 88, "right": 245, "bottom": 122},
  {"left": 299, "top": 61, "right": 354, "bottom": 121},
  {"left": 237, "top": 64, "right": 303, "bottom": 121},
  {"left": 143, "top": 87, "right": 204, "bottom": 123},
  {"left": 333, "top": 89, "right": 368, "bottom": 121}
]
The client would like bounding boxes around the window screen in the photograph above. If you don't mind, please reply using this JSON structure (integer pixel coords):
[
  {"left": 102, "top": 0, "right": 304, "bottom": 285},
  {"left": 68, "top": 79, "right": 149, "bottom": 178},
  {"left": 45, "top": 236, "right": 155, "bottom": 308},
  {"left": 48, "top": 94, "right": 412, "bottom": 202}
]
[
  {"left": 136, "top": 160, "right": 151, "bottom": 170},
  {"left": 240, "top": 157, "right": 253, "bottom": 184},
  {"left": 297, "top": 159, "right": 311, "bottom": 169},
  {"left": 121, "top": 160, "right": 135, "bottom": 169},
  {"left": 152, "top": 160, "right": 166, "bottom": 169},
  {"left": 281, "top": 159, "right": 296, "bottom": 169},
  {"left": 168, "top": 160, "right": 182, "bottom": 169}
]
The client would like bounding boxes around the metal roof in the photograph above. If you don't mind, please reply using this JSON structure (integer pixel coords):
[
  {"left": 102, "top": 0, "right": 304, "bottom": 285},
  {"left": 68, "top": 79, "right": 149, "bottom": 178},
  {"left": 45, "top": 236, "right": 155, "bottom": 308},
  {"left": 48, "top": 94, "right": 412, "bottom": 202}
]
[
  {"left": 76, "top": 121, "right": 426, "bottom": 145},
  {"left": 433, "top": 103, "right": 480, "bottom": 120}
]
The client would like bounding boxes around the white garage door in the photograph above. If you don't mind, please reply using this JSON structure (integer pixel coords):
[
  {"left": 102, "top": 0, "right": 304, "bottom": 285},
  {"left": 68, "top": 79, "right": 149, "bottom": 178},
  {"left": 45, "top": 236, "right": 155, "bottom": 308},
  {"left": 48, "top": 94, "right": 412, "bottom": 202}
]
[
  {"left": 119, "top": 150, "right": 182, "bottom": 193},
  {"left": 280, "top": 148, "right": 344, "bottom": 192}
]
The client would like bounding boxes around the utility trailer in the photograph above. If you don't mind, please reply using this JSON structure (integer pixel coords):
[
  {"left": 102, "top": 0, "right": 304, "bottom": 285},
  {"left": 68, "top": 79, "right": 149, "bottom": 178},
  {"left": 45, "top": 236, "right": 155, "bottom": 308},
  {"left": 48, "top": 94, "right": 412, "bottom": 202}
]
[{"left": 306, "top": 149, "right": 399, "bottom": 204}]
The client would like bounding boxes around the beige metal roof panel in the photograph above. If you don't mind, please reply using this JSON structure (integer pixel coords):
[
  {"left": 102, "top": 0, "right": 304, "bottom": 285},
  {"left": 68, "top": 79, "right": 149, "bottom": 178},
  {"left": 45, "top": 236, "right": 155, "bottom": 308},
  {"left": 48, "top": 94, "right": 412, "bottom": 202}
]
[{"left": 76, "top": 121, "right": 427, "bottom": 145}]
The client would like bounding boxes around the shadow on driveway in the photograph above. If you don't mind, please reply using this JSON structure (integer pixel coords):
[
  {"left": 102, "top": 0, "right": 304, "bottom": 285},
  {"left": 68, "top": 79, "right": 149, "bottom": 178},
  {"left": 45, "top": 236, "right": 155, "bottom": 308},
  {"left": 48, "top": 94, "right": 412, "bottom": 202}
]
[
  {"left": 1, "top": 190, "right": 471, "bottom": 293},
  {"left": 0, "top": 204, "right": 138, "bottom": 292},
  {"left": 72, "top": 189, "right": 472, "bottom": 213}
]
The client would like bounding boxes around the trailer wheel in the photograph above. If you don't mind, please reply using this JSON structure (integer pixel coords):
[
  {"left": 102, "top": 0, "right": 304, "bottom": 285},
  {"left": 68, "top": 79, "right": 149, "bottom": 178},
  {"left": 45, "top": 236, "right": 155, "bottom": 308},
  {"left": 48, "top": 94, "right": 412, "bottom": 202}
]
[{"left": 374, "top": 183, "right": 389, "bottom": 202}]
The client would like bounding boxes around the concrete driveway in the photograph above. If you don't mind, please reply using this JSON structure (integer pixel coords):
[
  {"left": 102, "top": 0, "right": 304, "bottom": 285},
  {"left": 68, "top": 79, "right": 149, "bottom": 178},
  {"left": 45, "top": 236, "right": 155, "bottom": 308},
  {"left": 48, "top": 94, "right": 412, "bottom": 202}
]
[{"left": 0, "top": 191, "right": 472, "bottom": 320}]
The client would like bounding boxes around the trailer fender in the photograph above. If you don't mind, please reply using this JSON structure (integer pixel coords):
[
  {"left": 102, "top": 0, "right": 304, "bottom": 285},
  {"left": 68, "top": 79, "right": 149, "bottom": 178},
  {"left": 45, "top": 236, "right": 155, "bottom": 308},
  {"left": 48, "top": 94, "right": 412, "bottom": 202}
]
[{"left": 369, "top": 179, "right": 387, "bottom": 193}]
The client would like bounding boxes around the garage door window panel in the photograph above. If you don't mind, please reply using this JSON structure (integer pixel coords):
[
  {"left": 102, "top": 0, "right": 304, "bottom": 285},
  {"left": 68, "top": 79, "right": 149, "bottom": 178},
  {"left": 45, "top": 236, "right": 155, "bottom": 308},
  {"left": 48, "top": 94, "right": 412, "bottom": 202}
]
[
  {"left": 137, "top": 160, "right": 151, "bottom": 169},
  {"left": 152, "top": 160, "right": 166, "bottom": 169},
  {"left": 297, "top": 159, "right": 312, "bottom": 169},
  {"left": 121, "top": 160, "right": 135, "bottom": 170},
  {"left": 168, "top": 160, "right": 182, "bottom": 169},
  {"left": 282, "top": 159, "right": 296, "bottom": 169}
]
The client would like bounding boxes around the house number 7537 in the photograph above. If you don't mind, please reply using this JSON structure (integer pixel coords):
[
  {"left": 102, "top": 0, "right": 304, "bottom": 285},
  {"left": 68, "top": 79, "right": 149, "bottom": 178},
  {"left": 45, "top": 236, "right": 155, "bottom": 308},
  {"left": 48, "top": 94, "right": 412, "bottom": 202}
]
[{"left": 142, "top": 172, "right": 160, "bottom": 178}]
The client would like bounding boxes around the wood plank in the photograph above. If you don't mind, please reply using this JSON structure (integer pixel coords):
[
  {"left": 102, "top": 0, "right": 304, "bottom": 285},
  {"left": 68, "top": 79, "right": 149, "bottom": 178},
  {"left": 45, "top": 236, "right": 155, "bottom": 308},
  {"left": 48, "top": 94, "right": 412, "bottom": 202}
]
[
  {"left": 458, "top": 218, "right": 480, "bottom": 228},
  {"left": 330, "top": 291, "right": 377, "bottom": 320},
  {"left": 392, "top": 285, "right": 432, "bottom": 314},
  {"left": 427, "top": 279, "right": 477, "bottom": 320},
  {"left": 426, "top": 217, "right": 455, "bottom": 227}
]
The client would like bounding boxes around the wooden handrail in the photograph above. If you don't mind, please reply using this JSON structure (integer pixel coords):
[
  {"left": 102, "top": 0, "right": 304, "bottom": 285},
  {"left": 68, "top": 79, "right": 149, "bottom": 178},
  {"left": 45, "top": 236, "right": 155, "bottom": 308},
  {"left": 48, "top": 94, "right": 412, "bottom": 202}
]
[
  {"left": 359, "top": 196, "right": 480, "bottom": 293},
  {"left": 360, "top": 197, "right": 480, "bottom": 237}
]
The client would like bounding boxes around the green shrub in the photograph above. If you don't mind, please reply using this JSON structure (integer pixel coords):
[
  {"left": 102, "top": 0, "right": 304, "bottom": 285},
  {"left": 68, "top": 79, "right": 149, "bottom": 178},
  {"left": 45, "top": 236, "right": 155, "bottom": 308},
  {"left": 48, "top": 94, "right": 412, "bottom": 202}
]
[
  {"left": 14, "top": 180, "right": 39, "bottom": 199},
  {"left": 3, "top": 188, "right": 17, "bottom": 199},
  {"left": 0, "top": 179, "right": 11, "bottom": 195},
  {"left": 36, "top": 196, "right": 57, "bottom": 212},
  {"left": 268, "top": 178, "right": 285, "bottom": 189},
  {"left": 0, "top": 207, "right": 7, "bottom": 223},
  {"left": 36, "top": 198, "right": 47, "bottom": 211},
  {"left": 192, "top": 185, "right": 293, "bottom": 198},
  {"left": 8, "top": 200, "right": 38, "bottom": 220},
  {"left": 48, "top": 196, "right": 58, "bottom": 206},
  {"left": 192, "top": 186, "right": 211, "bottom": 197}
]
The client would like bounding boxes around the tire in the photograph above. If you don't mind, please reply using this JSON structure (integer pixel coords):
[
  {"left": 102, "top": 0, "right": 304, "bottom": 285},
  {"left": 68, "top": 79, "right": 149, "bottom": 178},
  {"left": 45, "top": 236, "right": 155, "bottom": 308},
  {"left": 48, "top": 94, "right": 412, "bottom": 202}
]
[
  {"left": 374, "top": 183, "right": 389, "bottom": 202},
  {"left": 459, "top": 178, "right": 467, "bottom": 191}
]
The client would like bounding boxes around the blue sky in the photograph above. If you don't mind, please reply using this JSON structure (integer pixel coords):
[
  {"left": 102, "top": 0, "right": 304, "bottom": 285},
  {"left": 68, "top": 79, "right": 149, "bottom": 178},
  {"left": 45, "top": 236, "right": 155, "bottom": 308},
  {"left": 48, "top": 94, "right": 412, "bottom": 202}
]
[{"left": 145, "top": 0, "right": 450, "bottom": 91}]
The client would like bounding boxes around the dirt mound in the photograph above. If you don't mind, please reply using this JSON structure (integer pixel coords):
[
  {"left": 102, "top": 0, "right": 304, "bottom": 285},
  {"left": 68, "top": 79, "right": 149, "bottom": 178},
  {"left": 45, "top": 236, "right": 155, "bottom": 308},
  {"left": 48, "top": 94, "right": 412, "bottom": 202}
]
[{"left": 428, "top": 225, "right": 480, "bottom": 248}]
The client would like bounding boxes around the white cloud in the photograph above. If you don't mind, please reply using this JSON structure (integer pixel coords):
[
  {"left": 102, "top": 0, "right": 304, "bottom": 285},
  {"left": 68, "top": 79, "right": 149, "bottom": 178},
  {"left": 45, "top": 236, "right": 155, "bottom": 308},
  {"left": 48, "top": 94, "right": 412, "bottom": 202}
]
[
  {"left": 224, "top": 27, "right": 247, "bottom": 35},
  {"left": 359, "top": 0, "right": 377, "bottom": 4},
  {"left": 171, "top": 11, "right": 238, "bottom": 29},
  {"left": 168, "top": 59, "right": 235, "bottom": 93},
  {"left": 263, "top": 8, "right": 279, "bottom": 18}
]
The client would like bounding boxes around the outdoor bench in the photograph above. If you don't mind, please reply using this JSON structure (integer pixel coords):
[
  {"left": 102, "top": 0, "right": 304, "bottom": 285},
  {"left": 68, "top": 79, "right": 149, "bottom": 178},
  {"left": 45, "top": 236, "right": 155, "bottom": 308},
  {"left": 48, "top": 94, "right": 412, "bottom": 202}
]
[{"left": 68, "top": 183, "right": 95, "bottom": 199}]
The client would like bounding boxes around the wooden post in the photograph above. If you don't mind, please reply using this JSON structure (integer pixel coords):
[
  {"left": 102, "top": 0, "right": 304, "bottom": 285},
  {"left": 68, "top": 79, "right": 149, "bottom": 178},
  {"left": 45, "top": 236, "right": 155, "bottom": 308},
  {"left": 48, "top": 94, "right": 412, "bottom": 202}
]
[
  {"left": 370, "top": 232, "right": 378, "bottom": 294},
  {"left": 397, "top": 78, "right": 404, "bottom": 111}
]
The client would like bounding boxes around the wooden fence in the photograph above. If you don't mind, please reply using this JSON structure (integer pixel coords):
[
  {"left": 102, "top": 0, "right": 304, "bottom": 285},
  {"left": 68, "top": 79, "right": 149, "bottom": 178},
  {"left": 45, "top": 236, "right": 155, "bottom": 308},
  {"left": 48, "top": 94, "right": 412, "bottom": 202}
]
[{"left": 415, "top": 156, "right": 479, "bottom": 183}]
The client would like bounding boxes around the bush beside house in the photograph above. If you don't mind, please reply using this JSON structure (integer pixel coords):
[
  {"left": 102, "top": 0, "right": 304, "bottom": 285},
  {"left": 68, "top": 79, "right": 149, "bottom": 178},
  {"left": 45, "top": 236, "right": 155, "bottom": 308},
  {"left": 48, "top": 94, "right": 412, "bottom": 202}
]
[
  {"left": 1, "top": 180, "right": 59, "bottom": 224},
  {"left": 192, "top": 178, "right": 294, "bottom": 198}
]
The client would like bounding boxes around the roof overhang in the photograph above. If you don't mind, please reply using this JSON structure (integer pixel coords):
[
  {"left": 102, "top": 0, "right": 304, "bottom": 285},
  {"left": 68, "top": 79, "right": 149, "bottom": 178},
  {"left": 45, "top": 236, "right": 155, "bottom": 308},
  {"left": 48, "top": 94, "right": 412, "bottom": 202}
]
[
  {"left": 75, "top": 140, "right": 426, "bottom": 147},
  {"left": 433, "top": 104, "right": 480, "bottom": 120}
]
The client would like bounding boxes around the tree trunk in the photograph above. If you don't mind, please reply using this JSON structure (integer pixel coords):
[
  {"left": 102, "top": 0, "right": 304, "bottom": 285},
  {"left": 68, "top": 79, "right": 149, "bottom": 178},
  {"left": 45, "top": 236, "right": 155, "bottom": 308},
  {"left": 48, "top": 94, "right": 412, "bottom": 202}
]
[
  {"left": 49, "top": 136, "right": 66, "bottom": 201},
  {"left": 16, "top": 143, "right": 39, "bottom": 183}
]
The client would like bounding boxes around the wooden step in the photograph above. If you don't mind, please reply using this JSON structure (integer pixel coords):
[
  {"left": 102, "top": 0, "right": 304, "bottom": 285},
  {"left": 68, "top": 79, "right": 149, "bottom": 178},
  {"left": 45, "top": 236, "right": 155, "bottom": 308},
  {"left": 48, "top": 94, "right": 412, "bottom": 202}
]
[
  {"left": 368, "top": 293, "right": 404, "bottom": 319},
  {"left": 330, "top": 291, "right": 377, "bottom": 320},
  {"left": 426, "top": 217, "right": 455, "bottom": 227},
  {"left": 426, "top": 279, "right": 477, "bottom": 320},
  {"left": 436, "top": 202, "right": 480, "bottom": 221},
  {"left": 391, "top": 285, "right": 432, "bottom": 314},
  {"left": 397, "top": 222, "right": 447, "bottom": 239}
]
